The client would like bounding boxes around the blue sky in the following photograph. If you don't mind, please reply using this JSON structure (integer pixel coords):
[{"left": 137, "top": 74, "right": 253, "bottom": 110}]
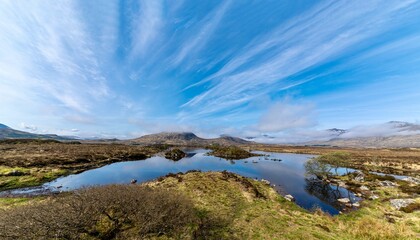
[{"left": 1, "top": 0, "right": 420, "bottom": 141}]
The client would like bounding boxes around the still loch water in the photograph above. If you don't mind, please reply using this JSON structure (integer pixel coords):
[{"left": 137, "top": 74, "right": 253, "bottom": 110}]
[{"left": 3, "top": 149, "right": 362, "bottom": 215}]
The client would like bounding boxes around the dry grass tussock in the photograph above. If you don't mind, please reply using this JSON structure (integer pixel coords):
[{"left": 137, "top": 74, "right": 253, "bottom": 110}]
[{"left": 0, "top": 185, "right": 199, "bottom": 239}]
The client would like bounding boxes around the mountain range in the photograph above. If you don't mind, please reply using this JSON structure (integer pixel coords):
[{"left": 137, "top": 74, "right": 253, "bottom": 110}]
[
  {"left": 304, "top": 121, "right": 420, "bottom": 148},
  {"left": 304, "top": 134, "right": 420, "bottom": 148},
  {"left": 1, "top": 121, "right": 420, "bottom": 148},
  {"left": 128, "top": 132, "right": 251, "bottom": 146}
]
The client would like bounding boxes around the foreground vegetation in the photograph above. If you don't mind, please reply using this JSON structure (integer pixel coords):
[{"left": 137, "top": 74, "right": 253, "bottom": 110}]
[
  {"left": 0, "top": 139, "right": 165, "bottom": 191},
  {"left": 0, "top": 141, "right": 419, "bottom": 239},
  {"left": 1, "top": 171, "right": 418, "bottom": 239}
]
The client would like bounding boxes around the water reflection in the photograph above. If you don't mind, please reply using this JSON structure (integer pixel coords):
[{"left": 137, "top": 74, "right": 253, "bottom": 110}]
[
  {"left": 1, "top": 149, "right": 364, "bottom": 215},
  {"left": 305, "top": 179, "right": 360, "bottom": 210}
]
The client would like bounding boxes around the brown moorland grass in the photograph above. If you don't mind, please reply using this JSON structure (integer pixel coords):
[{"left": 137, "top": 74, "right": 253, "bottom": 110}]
[
  {"left": 251, "top": 145, "right": 420, "bottom": 176},
  {"left": 0, "top": 140, "right": 165, "bottom": 191},
  {"left": 147, "top": 171, "right": 420, "bottom": 239},
  {"left": 0, "top": 171, "right": 419, "bottom": 239}
]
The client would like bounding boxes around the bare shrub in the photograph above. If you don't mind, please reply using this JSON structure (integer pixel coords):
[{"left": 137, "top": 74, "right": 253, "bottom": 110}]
[{"left": 0, "top": 185, "right": 197, "bottom": 239}]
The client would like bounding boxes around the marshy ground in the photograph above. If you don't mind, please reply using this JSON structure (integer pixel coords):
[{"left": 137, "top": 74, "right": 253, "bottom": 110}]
[
  {"left": 0, "top": 139, "right": 164, "bottom": 191},
  {"left": 253, "top": 145, "right": 420, "bottom": 176},
  {"left": 0, "top": 140, "right": 419, "bottom": 239}
]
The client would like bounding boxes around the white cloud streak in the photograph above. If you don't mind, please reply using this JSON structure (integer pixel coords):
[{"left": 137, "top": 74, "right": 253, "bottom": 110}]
[
  {"left": 180, "top": 0, "right": 417, "bottom": 120},
  {"left": 131, "top": 0, "right": 163, "bottom": 56},
  {"left": 0, "top": 1, "right": 112, "bottom": 117},
  {"left": 170, "top": 0, "right": 231, "bottom": 67}
]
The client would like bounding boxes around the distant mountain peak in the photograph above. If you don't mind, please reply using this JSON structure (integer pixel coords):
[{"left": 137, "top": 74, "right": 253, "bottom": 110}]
[
  {"left": 142, "top": 132, "right": 199, "bottom": 140},
  {"left": 131, "top": 132, "right": 251, "bottom": 145},
  {"left": 0, "top": 123, "right": 10, "bottom": 129},
  {"left": 219, "top": 135, "right": 250, "bottom": 144},
  {"left": 327, "top": 128, "right": 347, "bottom": 136},
  {"left": 387, "top": 121, "right": 420, "bottom": 131}
]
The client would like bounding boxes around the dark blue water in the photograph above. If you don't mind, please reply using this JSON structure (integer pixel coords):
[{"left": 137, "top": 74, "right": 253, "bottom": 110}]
[{"left": 2, "top": 149, "right": 361, "bottom": 215}]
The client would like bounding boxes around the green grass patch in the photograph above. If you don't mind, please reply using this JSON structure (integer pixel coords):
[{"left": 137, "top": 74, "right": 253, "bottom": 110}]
[{"left": 0, "top": 167, "right": 68, "bottom": 191}]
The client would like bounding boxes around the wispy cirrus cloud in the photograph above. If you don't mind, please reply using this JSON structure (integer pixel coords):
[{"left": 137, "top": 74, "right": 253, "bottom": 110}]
[
  {"left": 0, "top": 1, "right": 111, "bottom": 117},
  {"left": 131, "top": 0, "right": 163, "bottom": 57},
  {"left": 180, "top": 0, "right": 418, "bottom": 120},
  {"left": 1, "top": 0, "right": 420, "bottom": 140},
  {"left": 170, "top": 0, "right": 232, "bottom": 68}
]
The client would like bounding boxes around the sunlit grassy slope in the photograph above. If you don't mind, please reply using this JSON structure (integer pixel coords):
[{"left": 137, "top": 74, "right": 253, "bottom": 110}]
[{"left": 145, "top": 171, "right": 419, "bottom": 240}]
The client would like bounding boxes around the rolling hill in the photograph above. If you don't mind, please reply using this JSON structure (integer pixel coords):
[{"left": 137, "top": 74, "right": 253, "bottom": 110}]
[{"left": 0, "top": 123, "right": 74, "bottom": 141}]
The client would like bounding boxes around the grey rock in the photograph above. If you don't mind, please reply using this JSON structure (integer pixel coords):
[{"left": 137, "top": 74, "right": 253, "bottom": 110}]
[
  {"left": 337, "top": 198, "right": 350, "bottom": 203},
  {"left": 352, "top": 202, "right": 360, "bottom": 207},
  {"left": 284, "top": 194, "right": 295, "bottom": 202},
  {"left": 401, "top": 177, "right": 420, "bottom": 185},
  {"left": 353, "top": 171, "right": 365, "bottom": 182},
  {"left": 390, "top": 199, "right": 415, "bottom": 210},
  {"left": 360, "top": 185, "right": 369, "bottom": 191},
  {"left": 261, "top": 179, "right": 271, "bottom": 185},
  {"left": 379, "top": 180, "right": 398, "bottom": 187},
  {"left": 369, "top": 195, "right": 379, "bottom": 200}
]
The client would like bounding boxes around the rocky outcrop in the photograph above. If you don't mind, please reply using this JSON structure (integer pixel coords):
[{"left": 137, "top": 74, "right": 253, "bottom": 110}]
[
  {"left": 390, "top": 199, "right": 415, "bottom": 210},
  {"left": 379, "top": 180, "right": 398, "bottom": 187},
  {"left": 401, "top": 177, "right": 420, "bottom": 185}
]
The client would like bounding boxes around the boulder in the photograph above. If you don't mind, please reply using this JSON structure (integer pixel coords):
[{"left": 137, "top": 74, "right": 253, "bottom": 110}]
[
  {"left": 284, "top": 194, "right": 295, "bottom": 202},
  {"left": 390, "top": 199, "right": 415, "bottom": 210},
  {"left": 261, "top": 179, "right": 271, "bottom": 185},
  {"left": 401, "top": 177, "right": 420, "bottom": 185},
  {"left": 359, "top": 185, "right": 369, "bottom": 191},
  {"left": 337, "top": 198, "right": 350, "bottom": 203},
  {"left": 379, "top": 180, "right": 398, "bottom": 187},
  {"left": 353, "top": 171, "right": 365, "bottom": 182}
]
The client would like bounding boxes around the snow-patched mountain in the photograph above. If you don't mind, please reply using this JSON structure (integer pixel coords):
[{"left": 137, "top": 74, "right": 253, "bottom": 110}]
[{"left": 305, "top": 121, "right": 420, "bottom": 148}]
